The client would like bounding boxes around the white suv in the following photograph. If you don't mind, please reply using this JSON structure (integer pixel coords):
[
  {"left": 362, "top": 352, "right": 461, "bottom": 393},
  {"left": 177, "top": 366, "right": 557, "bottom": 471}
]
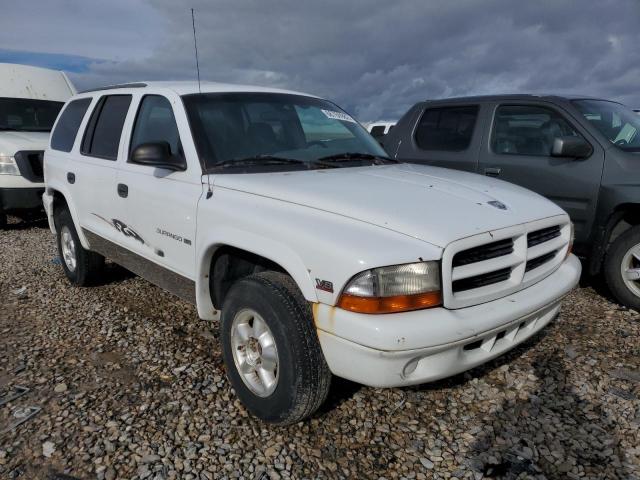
[{"left": 44, "top": 82, "right": 581, "bottom": 424}]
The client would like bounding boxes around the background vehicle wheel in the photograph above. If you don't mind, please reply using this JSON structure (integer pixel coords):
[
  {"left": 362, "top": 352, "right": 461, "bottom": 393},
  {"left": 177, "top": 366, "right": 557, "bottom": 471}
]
[
  {"left": 54, "top": 207, "right": 104, "bottom": 286},
  {"left": 604, "top": 225, "right": 640, "bottom": 310},
  {"left": 0, "top": 211, "right": 6, "bottom": 229},
  {"left": 220, "top": 271, "right": 331, "bottom": 425}
]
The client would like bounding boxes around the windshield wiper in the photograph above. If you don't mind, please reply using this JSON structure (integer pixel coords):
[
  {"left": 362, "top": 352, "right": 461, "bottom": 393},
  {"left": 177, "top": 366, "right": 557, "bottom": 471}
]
[
  {"left": 316, "top": 152, "right": 398, "bottom": 164},
  {"left": 215, "top": 155, "right": 308, "bottom": 169}
]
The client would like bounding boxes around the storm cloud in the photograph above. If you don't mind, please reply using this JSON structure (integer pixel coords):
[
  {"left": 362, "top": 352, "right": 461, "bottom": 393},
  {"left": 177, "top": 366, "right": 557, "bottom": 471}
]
[{"left": 2, "top": 0, "right": 639, "bottom": 121}]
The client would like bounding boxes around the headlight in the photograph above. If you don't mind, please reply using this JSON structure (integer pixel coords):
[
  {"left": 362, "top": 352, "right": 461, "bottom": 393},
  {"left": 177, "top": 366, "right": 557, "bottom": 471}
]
[
  {"left": 566, "top": 222, "right": 575, "bottom": 258},
  {"left": 337, "top": 261, "right": 441, "bottom": 314},
  {"left": 0, "top": 156, "right": 20, "bottom": 175}
]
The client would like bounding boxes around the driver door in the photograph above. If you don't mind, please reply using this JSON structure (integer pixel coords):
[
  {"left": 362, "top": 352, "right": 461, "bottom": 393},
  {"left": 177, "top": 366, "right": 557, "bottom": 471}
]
[{"left": 115, "top": 93, "right": 204, "bottom": 291}]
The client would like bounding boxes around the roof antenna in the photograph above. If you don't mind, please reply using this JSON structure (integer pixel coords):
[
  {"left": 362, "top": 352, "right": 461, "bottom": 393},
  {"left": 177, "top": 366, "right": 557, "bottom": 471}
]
[{"left": 191, "top": 8, "right": 202, "bottom": 93}]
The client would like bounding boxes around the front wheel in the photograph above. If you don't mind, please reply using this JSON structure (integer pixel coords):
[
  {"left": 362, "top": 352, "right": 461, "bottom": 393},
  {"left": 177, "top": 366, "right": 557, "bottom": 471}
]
[
  {"left": 0, "top": 211, "right": 6, "bottom": 230},
  {"left": 604, "top": 225, "right": 640, "bottom": 310},
  {"left": 220, "top": 271, "right": 331, "bottom": 424},
  {"left": 54, "top": 207, "right": 104, "bottom": 286}
]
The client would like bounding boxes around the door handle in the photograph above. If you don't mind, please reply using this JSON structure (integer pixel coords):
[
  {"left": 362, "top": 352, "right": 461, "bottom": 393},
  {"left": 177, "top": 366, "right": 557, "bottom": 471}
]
[
  {"left": 67, "top": 172, "right": 75, "bottom": 184},
  {"left": 117, "top": 183, "right": 128, "bottom": 198},
  {"left": 484, "top": 167, "right": 501, "bottom": 177}
]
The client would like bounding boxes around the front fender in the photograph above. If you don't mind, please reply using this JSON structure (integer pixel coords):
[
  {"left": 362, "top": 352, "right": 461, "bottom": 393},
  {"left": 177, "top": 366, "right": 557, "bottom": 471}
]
[
  {"left": 194, "top": 186, "right": 443, "bottom": 321},
  {"left": 194, "top": 226, "right": 317, "bottom": 321}
]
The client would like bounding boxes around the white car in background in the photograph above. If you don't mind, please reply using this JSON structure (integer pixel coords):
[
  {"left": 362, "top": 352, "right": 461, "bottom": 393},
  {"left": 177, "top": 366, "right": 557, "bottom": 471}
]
[
  {"left": 44, "top": 81, "right": 580, "bottom": 424},
  {"left": 0, "top": 63, "right": 75, "bottom": 228},
  {"left": 367, "top": 121, "right": 396, "bottom": 140}
]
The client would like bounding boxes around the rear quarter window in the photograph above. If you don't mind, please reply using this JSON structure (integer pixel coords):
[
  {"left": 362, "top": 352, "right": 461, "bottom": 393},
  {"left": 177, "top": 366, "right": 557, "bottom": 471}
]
[
  {"left": 81, "top": 95, "right": 132, "bottom": 160},
  {"left": 50, "top": 98, "right": 92, "bottom": 152}
]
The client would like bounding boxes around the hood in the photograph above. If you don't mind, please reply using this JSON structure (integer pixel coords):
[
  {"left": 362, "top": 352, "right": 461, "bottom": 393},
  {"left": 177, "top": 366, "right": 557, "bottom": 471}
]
[
  {"left": 213, "top": 163, "right": 566, "bottom": 248},
  {"left": 0, "top": 131, "right": 50, "bottom": 156}
]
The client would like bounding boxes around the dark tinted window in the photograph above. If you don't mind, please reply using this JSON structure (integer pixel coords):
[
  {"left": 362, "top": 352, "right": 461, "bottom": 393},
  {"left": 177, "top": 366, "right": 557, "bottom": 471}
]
[
  {"left": 0, "top": 97, "right": 63, "bottom": 132},
  {"left": 130, "top": 95, "right": 183, "bottom": 162},
  {"left": 415, "top": 106, "right": 478, "bottom": 151},
  {"left": 492, "top": 105, "right": 580, "bottom": 156},
  {"left": 82, "top": 95, "right": 132, "bottom": 160},
  {"left": 50, "top": 98, "right": 92, "bottom": 152},
  {"left": 370, "top": 125, "right": 386, "bottom": 138}
]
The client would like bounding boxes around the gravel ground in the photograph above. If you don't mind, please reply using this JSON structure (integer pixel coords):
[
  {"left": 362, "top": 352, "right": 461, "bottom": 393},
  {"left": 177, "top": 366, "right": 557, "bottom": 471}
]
[{"left": 0, "top": 218, "right": 639, "bottom": 480}]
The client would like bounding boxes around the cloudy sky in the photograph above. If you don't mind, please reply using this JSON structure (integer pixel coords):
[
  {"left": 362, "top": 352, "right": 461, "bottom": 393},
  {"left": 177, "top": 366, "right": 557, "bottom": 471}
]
[{"left": 1, "top": 0, "right": 639, "bottom": 121}]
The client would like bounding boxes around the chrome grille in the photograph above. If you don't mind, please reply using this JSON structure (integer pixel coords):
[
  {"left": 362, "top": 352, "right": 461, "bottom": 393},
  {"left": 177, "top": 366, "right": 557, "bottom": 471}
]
[
  {"left": 442, "top": 217, "right": 571, "bottom": 309},
  {"left": 525, "top": 251, "right": 557, "bottom": 272},
  {"left": 452, "top": 267, "right": 512, "bottom": 292},
  {"left": 527, "top": 225, "right": 561, "bottom": 248},
  {"left": 452, "top": 238, "right": 514, "bottom": 267},
  {"left": 14, "top": 150, "right": 45, "bottom": 183}
]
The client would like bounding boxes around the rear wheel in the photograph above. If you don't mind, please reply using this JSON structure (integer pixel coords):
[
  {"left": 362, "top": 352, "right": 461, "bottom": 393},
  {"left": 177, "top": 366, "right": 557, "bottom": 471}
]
[
  {"left": 0, "top": 211, "right": 6, "bottom": 229},
  {"left": 54, "top": 207, "right": 104, "bottom": 286},
  {"left": 604, "top": 225, "right": 640, "bottom": 310},
  {"left": 220, "top": 271, "right": 331, "bottom": 424}
]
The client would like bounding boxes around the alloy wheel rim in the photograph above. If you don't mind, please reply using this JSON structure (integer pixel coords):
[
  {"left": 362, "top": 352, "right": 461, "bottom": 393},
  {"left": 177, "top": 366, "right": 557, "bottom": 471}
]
[
  {"left": 621, "top": 243, "right": 640, "bottom": 297},
  {"left": 230, "top": 308, "right": 279, "bottom": 397},
  {"left": 60, "top": 226, "right": 77, "bottom": 272}
]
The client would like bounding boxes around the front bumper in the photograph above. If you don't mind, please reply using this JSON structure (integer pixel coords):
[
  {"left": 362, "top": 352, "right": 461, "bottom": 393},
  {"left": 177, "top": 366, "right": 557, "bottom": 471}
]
[
  {"left": 314, "top": 254, "right": 581, "bottom": 387},
  {"left": 0, "top": 186, "right": 45, "bottom": 212}
]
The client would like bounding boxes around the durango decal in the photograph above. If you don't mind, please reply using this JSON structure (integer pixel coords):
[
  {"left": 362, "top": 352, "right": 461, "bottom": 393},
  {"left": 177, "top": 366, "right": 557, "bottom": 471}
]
[{"left": 156, "top": 228, "right": 192, "bottom": 246}]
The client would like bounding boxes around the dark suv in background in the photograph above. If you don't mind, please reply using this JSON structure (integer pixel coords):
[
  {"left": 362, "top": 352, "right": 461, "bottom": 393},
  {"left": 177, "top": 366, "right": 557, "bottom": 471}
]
[{"left": 383, "top": 95, "right": 640, "bottom": 309}]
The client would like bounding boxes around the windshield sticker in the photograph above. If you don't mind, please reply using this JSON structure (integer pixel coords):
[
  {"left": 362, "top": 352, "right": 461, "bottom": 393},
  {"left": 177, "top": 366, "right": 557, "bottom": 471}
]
[{"left": 321, "top": 109, "right": 356, "bottom": 124}]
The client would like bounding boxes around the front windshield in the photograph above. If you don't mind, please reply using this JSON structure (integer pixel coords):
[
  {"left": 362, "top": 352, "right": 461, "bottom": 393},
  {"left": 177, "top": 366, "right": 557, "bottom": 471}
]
[
  {"left": 0, "top": 97, "right": 64, "bottom": 132},
  {"left": 182, "top": 92, "right": 388, "bottom": 171},
  {"left": 573, "top": 99, "right": 640, "bottom": 152}
]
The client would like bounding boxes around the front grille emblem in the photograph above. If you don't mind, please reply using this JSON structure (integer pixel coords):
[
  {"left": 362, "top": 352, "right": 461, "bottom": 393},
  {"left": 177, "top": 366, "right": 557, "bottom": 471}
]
[{"left": 488, "top": 200, "right": 507, "bottom": 210}]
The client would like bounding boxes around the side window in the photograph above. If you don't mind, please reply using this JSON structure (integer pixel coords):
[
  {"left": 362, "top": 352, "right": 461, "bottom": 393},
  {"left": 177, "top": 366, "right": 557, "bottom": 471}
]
[
  {"left": 50, "top": 98, "right": 92, "bottom": 152},
  {"left": 370, "top": 125, "right": 386, "bottom": 138},
  {"left": 81, "top": 95, "right": 132, "bottom": 160},
  {"left": 415, "top": 106, "right": 478, "bottom": 151},
  {"left": 492, "top": 105, "right": 581, "bottom": 156},
  {"left": 129, "top": 95, "right": 183, "bottom": 163}
]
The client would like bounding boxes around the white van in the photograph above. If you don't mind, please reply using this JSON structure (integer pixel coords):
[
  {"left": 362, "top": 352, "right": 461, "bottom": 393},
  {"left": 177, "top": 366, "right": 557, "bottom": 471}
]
[
  {"left": 0, "top": 63, "right": 75, "bottom": 228},
  {"left": 366, "top": 121, "right": 395, "bottom": 140}
]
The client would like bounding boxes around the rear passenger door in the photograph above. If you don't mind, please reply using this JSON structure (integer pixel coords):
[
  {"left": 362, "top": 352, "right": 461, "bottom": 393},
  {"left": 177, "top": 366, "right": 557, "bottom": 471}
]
[
  {"left": 116, "top": 93, "right": 202, "bottom": 281},
  {"left": 477, "top": 103, "right": 605, "bottom": 243},
  {"left": 72, "top": 94, "right": 132, "bottom": 244},
  {"left": 395, "top": 104, "right": 485, "bottom": 173}
]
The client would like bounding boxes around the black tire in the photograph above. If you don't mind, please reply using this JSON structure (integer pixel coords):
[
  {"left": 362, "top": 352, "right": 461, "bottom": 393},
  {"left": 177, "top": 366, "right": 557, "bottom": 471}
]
[
  {"left": 54, "top": 207, "right": 104, "bottom": 286},
  {"left": 604, "top": 225, "right": 640, "bottom": 310},
  {"left": 0, "top": 211, "right": 6, "bottom": 229},
  {"left": 220, "top": 271, "right": 331, "bottom": 424}
]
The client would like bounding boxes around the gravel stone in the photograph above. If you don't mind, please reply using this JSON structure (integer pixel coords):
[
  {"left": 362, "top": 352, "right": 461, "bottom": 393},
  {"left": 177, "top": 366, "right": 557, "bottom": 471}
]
[
  {"left": 42, "top": 441, "right": 55, "bottom": 458},
  {"left": 53, "top": 383, "right": 67, "bottom": 393},
  {"left": 0, "top": 220, "right": 639, "bottom": 479}
]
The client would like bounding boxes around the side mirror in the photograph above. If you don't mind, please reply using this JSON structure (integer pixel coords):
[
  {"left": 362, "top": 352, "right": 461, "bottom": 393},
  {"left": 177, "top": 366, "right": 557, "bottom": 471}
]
[
  {"left": 551, "top": 136, "right": 593, "bottom": 159},
  {"left": 131, "top": 142, "right": 186, "bottom": 171}
]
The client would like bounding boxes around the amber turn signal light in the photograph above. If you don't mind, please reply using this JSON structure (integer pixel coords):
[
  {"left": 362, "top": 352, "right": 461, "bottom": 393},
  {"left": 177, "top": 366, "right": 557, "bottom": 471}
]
[{"left": 337, "top": 290, "right": 442, "bottom": 314}]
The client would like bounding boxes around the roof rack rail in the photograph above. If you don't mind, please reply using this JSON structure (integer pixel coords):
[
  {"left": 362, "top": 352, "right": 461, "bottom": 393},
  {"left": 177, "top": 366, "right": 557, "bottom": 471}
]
[{"left": 79, "top": 82, "right": 147, "bottom": 93}]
